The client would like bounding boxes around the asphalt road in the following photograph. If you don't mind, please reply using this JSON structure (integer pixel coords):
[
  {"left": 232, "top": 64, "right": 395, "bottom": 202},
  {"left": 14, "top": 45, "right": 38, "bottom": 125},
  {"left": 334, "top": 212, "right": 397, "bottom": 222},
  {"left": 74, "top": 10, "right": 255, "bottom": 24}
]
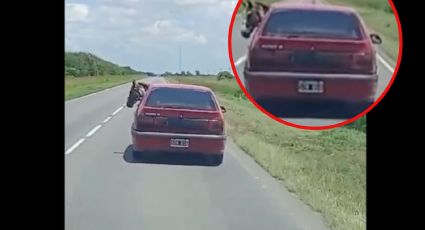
[
  {"left": 231, "top": 0, "right": 396, "bottom": 127},
  {"left": 65, "top": 76, "right": 330, "bottom": 230}
]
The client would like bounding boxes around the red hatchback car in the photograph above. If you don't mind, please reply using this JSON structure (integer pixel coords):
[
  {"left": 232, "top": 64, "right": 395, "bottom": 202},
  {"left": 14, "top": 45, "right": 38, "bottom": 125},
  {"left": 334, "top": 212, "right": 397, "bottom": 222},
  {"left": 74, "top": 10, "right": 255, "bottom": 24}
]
[
  {"left": 243, "top": 3, "right": 383, "bottom": 117},
  {"left": 131, "top": 83, "right": 226, "bottom": 165}
]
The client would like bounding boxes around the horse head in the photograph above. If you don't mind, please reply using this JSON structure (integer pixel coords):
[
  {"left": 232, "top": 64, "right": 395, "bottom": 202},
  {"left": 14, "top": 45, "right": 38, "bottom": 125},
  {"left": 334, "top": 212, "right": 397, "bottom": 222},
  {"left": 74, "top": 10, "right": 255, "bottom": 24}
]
[
  {"left": 241, "top": 1, "right": 269, "bottom": 38},
  {"left": 126, "top": 80, "right": 149, "bottom": 108}
]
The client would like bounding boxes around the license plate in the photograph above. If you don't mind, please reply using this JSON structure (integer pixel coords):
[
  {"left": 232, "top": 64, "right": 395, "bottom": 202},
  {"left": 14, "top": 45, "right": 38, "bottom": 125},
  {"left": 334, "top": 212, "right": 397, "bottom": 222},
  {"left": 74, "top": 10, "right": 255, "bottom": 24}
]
[
  {"left": 170, "top": 138, "right": 189, "bottom": 148},
  {"left": 298, "top": 80, "right": 324, "bottom": 94}
]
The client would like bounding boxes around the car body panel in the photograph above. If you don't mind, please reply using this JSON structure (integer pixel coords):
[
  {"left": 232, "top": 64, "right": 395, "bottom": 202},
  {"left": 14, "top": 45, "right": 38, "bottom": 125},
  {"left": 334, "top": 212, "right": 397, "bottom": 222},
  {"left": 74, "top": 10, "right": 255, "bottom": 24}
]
[
  {"left": 131, "top": 84, "right": 226, "bottom": 156},
  {"left": 245, "top": 4, "right": 378, "bottom": 105}
]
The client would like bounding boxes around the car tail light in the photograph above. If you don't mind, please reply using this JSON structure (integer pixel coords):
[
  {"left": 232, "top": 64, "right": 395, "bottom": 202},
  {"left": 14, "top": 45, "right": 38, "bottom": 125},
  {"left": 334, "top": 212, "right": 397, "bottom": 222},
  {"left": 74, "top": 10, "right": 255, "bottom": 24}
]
[
  {"left": 135, "top": 114, "right": 153, "bottom": 130},
  {"left": 352, "top": 51, "right": 374, "bottom": 73},
  {"left": 135, "top": 112, "right": 167, "bottom": 131},
  {"left": 208, "top": 119, "right": 224, "bottom": 134}
]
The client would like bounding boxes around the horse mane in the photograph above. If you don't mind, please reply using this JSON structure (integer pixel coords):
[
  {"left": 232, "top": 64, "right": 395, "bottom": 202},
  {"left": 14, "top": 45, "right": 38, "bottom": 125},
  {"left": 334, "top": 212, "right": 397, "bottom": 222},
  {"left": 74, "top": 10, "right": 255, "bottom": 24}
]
[
  {"left": 245, "top": 0, "right": 269, "bottom": 12},
  {"left": 255, "top": 2, "right": 269, "bottom": 13},
  {"left": 137, "top": 82, "right": 149, "bottom": 91},
  {"left": 131, "top": 79, "right": 149, "bottom": 90}
]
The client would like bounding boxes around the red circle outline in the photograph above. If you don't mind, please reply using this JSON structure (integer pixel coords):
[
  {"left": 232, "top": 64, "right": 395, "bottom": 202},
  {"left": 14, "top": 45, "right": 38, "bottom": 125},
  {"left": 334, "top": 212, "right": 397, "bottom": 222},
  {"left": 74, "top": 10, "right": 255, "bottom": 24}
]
[{"left": 227, "top": 0, "right": 403, "bottom": 130}]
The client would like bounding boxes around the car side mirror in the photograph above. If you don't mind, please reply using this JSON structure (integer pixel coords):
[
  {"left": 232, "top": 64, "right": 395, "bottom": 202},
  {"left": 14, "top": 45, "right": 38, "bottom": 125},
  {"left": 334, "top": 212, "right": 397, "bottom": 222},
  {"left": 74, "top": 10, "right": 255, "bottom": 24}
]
[
  {"left": 370, "top": 34, "right": 382, "bottom": 44},
  {"left": 220, "top": 106, "right": 227, "bottom": 113}
]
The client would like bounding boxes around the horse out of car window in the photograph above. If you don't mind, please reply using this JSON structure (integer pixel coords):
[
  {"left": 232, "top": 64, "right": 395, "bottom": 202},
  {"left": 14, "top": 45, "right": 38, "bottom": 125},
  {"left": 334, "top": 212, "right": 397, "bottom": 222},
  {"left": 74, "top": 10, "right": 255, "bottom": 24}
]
[{"left": 126, "top": 80, "right": 149, "bottom": 108}]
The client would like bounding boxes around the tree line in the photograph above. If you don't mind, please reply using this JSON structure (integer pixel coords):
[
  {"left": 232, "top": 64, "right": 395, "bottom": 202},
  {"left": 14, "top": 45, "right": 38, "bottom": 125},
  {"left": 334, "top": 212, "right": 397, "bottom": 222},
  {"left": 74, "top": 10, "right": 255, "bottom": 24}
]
[
  {"left": 65, "top": 52, "right": 141, "bottom": 77},
  {"left": 161, "top": 71, "right": 234, "bottom": 80},
  {"left": 65, "top": 51, "right": 234, "bottom": 81}
]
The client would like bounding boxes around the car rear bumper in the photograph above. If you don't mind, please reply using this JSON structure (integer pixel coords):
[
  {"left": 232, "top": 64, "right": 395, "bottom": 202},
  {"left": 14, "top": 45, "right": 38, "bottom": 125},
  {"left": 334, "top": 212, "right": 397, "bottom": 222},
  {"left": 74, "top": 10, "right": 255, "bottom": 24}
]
[
  {"left": 244, "top": 70, "right": 378, "bottom": 103},
  {"left": 131, "top": 129, "right": 226, "bottom": 155}
]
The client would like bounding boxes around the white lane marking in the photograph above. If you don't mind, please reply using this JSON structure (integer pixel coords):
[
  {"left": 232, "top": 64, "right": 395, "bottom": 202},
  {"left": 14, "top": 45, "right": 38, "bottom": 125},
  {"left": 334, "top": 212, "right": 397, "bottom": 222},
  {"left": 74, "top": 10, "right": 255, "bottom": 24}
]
[
  {"left": 112, "top": 106, "right": 123, "bottom": 116},
  {"left": 86, "top": 125, "right": 102, "bottom": 137},
  {"left": 65, "top": 138, "right": 85, "bottom": 155},
  {"left": 102, "top": 116, "right": 112, "bottom": 123},
  {"left": 377, "top": 55, "right": 395, "bottom": 73},
  {"left": 65, "top": 105, "right": 126, "bottom": 155},
  {"left": 235, "top": 55, "right": 247, "bottom": 66}
]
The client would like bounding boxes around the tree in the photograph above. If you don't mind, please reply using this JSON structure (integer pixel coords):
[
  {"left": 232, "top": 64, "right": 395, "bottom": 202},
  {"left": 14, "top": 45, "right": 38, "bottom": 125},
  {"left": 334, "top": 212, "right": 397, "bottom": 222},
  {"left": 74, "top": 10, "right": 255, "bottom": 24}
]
[
  {"left": 163, "top": 71, "right": 173, "bottom": 76},
  {"left": 65, "top": 52, "right": 140, "bottom": 77},
  {"left": 217, "top": 71, "right": 233, "bottom": 81},
  {"left": 195, "top": 70, "right": 201, "bottom": 76}
]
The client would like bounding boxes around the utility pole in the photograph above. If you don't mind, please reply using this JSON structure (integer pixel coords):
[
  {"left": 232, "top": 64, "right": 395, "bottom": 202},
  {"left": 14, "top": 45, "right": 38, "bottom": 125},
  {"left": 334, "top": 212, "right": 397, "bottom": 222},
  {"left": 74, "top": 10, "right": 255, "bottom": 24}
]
[{"left": 179, "top": 46, "right": 181, "bottom": 72}]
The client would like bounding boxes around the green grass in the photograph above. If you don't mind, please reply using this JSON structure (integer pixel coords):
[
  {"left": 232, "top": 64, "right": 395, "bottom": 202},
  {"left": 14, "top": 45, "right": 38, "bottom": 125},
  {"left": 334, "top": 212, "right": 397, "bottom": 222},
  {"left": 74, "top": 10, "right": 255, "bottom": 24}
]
[
  {"left": 65, "top": 75, "right": 144, "bottom": 101},
  {"left": 168, "top": 76, "right": 366, "bottom": 230}
]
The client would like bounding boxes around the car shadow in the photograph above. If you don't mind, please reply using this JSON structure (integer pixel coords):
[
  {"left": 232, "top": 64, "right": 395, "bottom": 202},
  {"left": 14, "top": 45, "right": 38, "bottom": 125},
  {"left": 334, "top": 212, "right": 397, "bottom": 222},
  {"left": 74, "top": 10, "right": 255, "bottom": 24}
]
[
  {"left": 123, "top": 145, "right": 222, "bottom": 167},
  {"left": 256, "top": 100, "right": 369, "bottom": 119}
]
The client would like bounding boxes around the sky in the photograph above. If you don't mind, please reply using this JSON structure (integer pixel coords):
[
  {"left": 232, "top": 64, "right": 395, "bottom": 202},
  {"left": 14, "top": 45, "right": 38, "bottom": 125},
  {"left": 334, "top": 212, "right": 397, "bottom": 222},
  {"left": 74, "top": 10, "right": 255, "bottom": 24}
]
[{"left": 65, "top": 0, "right": 238, "bottom": 74}]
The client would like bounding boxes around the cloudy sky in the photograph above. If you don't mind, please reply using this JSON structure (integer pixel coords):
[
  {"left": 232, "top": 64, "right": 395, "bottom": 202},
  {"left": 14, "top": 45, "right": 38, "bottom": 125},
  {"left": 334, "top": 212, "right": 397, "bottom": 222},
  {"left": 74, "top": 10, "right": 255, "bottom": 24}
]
[{"left": 65, "top": 0, "right": 238, "bottom": 74}]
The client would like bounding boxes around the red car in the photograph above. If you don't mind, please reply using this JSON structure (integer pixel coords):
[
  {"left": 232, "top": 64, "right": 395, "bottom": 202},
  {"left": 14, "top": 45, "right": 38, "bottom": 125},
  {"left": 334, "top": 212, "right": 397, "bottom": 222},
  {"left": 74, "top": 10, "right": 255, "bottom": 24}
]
[
  {"left": 243, "top": 3, "right": 382, "bottom": 116},
  {"left": 131, "top": 83, "right": 226, "bottom": 165}
]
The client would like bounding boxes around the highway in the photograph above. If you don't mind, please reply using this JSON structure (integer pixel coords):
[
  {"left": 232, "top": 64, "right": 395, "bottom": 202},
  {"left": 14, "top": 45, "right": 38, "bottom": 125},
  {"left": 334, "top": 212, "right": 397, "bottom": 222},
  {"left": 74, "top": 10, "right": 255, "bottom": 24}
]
[
  {"left": 65, "top": 76, "right": 330, "bottom": 230},
  {"left": 231, "top": 0, "right": 397, "bottom": 126}
]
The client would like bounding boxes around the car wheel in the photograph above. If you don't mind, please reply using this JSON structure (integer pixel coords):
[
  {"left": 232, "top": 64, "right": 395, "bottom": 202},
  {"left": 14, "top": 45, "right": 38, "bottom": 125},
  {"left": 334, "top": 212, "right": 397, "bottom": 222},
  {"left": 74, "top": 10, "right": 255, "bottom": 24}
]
[
  {"left": 352, "top": 101, "right": 374, "bottom": 114},
  {"left": 342, "top": 101, "right": 373, "bottom": 118},
  {"left": 206, "top": 155, "right": 223, "bottom": 166}
]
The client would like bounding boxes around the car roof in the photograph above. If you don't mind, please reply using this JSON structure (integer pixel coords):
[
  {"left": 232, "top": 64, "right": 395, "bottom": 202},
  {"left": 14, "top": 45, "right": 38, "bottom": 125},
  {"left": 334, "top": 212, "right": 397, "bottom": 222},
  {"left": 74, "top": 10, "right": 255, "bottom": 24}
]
[
  {"left": 149, "top": 83, "right": 213, "bottom": 92},
  {"left": 270, "top": 3, "right": 358, "bottom": 14}
]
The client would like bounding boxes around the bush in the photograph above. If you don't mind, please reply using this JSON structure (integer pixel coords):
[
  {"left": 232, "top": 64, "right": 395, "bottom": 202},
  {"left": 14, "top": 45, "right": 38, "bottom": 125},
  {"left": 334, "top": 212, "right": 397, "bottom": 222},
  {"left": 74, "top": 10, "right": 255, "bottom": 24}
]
[
  {"left": 384, "top": 5, "right": 393, "bottom": 14},
  {"left": 217, "top": 71, "right": 234, "bottom": 81}
]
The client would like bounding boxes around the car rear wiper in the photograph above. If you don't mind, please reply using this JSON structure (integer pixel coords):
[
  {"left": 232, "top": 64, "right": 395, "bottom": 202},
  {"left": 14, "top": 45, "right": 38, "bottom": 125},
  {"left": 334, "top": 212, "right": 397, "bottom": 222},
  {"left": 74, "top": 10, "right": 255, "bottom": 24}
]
[
  {"left": 158, "top": 105, "right": 183, "bottom": 109},
  {"left": 286, "top": 34, "right": 301, "bottom": 38}
]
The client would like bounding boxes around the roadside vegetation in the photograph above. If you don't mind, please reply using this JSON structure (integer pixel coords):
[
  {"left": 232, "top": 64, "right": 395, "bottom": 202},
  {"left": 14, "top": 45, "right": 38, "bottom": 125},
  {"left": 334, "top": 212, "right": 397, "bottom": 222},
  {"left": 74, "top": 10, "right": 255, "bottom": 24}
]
[
  {"left": 168, "top": 75, "right": 366, "bottom": 230},
  {"left": 65, "top": 52, "right": 141, "bottom": 77},
  {"left": 65, "top": 75, "right": 144, "bottom": 101},
  {"left": 65, "top": 52, "right": 145, "bottom": 101}
]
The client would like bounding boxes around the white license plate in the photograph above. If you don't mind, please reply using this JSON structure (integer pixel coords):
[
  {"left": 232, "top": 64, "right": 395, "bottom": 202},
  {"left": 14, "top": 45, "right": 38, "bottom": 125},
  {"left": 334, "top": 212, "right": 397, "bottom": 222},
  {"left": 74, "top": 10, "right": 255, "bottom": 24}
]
[
  {"left": 170, "top": 138, "right": 189, "bottom": 148},
  {"left": 298, "top": 80, "right": 324, "bottom": 93}
]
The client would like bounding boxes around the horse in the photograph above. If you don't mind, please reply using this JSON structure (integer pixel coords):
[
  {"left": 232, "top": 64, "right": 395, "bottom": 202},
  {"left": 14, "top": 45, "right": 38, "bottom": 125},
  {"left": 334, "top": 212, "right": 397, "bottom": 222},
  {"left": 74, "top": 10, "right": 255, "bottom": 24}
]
[
  {"left": 241, "top": 1, "right": 270, "bottom": 38},
  {"left": 126, "top": 80, "right": 149, "bottom": 108}
]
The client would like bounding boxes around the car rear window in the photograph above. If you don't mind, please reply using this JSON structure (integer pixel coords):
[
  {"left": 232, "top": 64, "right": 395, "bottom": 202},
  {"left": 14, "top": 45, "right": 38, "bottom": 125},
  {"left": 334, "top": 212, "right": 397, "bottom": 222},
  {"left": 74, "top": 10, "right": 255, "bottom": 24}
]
[
  {"left": 262, "top": 9, "right": 363, "bottom": 40},
  {"left": 146, "top": 87, "right": 217, "bottom": 111}
]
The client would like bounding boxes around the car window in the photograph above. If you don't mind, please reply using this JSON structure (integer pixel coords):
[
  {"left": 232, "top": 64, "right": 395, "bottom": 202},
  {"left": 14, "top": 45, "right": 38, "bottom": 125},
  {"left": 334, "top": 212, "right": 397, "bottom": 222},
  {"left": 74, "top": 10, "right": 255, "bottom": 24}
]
[
  {"left": 262, "top": 9, "right": 363, "bottom": 40},
  {"left": 146, "top": 87, "right": 217, "bottom": 111}
]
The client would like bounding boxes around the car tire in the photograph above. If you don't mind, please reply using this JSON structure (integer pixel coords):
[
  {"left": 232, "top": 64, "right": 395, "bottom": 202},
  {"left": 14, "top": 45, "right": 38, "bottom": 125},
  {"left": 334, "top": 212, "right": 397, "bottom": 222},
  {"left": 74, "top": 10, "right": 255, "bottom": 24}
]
[
  {"left": 352, "top": 101, "right": 374, "bottom": 114},
  {"left": 340, "top": 101, "right": 373, "bottom": 118},
  {"left": 206, "top": 155, "right": 223, "bottom": 166}
]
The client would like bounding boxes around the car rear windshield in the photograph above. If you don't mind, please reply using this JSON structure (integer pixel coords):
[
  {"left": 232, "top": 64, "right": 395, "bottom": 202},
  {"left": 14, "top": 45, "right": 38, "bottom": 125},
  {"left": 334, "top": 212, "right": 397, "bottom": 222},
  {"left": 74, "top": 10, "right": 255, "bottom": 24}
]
[
  {"left": 146, "top": 87, "right": 217, "bottom": 111},
  {"left": 263, "top": 9, "right": 363, "bottom": 40}
]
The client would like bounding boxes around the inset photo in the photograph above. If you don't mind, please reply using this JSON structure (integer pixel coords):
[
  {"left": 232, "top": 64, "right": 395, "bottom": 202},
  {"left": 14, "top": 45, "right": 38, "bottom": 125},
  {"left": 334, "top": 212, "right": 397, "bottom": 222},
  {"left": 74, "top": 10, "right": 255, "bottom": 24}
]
[{"left": 229, "top": 0, "right": 402, "bottom": 128}]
